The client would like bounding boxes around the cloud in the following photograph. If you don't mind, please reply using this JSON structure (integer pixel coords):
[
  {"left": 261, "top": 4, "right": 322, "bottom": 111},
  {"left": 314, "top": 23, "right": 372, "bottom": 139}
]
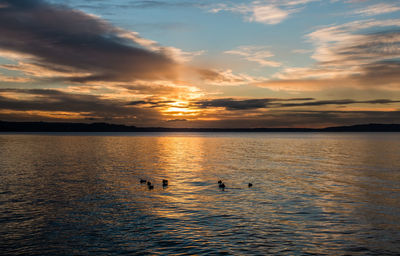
[
  {"left": 168, "top": 109, "right": 400, "bottom": 128},
  {"left": 210, "top": 3, "right": 289, "bottom": 25},
  {"left": 194, "top": 97, "right": 313, "bottom": 110},
  {"left": 193, "top": 97, "right": 399, "bottom": 110},
  {"left": 56, "top": 79, "right": 204, "bottom": 107},
  {"left": 118, "top": 80, "right": 203, "bottom": 99},
  {"left": 255, "top": 79, "right": 339, "bottom": 91},
  {"left": 127, "top": 99, "right": 174, "bottom": 107},
  {"left": 307, "top": 20, "right": 400, "bottom": 88},
  {"left": 249, "top": 5, "right": 290, "bottom": 24},
  {"left": 279, "top": 99, "right": 400, "bottom": 107},
  {"left": 195, "top": 98, "right": 274, "bottom": 110},
  {"left": 209, "top": 0, "right": 316, "bottom": 25},
  {"left": 0, "top": 0, "right": 191, "bottom": 83},
  {"left": 353, "top": 3, "right": 400, "bottom": 16},
  {"left": 224, "top": 45, "right": 281, "bottom": 67},
  {"left": 274, "top": 66, "right": 359, "bottom": 80},
  {"left": 196, "top": 68, "right": 267, "bottom": 86},
  {"left": 0, "top": 61, "right": 92, "bottom": 80},
  {"left": 0, "top": 88, "right": 164, "bottom": 124},
  {"left": 309, "top": 21, "right": 400, "bottom": 66},
  {"left": 265, "top": 19, "right": 400, "bottom": 91},
  {"left": 0, "top": 88, "right": 127, "bottom": 113},
  {"left": 356, "top": 61, "right": 400, "bottom": 88},
  {"left": 0, "top": 72, "right": 31, "bottom": 83},
  {"left": 166, "top": 118, "right": 187, "bottom": 122}
]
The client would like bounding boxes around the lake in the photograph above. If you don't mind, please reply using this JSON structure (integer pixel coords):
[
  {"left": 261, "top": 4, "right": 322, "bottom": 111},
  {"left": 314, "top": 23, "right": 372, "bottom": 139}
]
[{"left": 1, "top": 132, "right": 399, "bottom": 255}]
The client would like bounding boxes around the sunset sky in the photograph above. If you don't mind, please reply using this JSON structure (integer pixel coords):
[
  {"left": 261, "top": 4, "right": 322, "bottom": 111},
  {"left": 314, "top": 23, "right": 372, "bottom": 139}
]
[{"left": 0, "top": 0, "right": 399, "bottom": 128}]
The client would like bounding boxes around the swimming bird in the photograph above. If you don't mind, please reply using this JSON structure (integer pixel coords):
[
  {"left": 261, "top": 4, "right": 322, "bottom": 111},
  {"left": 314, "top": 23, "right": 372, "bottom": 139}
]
[
  {"left": 248, "top": 183, "right": 253, "bottom": 187},
  {"left": 147, "top": 181, "right": 152, "bottom": 186},
  {"left": 162, "top": 179, "right": 168, "bottom": 186},
  {"left": 148, "top": 184, "right": 154, "bottom": 190},
  {"left": 219, "top": 183, "right": 226, "bottom": 189},
  {"left": 140, "top": 179, "right": 146, "bottom": 184},
  {"left": 218, "top": 180, "right": 222, "bottom": 184}
]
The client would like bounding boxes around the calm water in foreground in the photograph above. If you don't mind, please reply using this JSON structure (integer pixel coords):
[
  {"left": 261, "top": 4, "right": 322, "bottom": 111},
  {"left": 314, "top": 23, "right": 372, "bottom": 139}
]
[{"left": 0, "top": 132, "right": 399, "bottom": 255}]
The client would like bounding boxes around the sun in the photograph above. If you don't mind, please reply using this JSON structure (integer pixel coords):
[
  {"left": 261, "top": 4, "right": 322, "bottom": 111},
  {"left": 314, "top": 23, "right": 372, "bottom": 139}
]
[{"left": 162, "top": 101, "right": 200, "bottom": 117}]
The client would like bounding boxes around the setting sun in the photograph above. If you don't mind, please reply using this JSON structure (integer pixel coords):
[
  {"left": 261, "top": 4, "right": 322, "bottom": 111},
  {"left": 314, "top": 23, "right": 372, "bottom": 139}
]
[{"left": 162, "top": 101, "right": 200, "bottom": 117}]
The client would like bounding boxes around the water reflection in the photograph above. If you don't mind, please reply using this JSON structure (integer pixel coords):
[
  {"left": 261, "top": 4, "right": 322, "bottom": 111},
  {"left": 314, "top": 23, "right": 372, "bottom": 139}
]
[{"left": 0, "top": 133, "right": 399, "bottom": 255}]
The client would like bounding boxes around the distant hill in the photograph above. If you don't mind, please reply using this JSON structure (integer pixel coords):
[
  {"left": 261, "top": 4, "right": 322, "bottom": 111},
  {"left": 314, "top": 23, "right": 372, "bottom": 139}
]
[
  {"left": 0, "top": 121, "right": 399, "bottom": 132},
  {"left": 321, "top": 123, "right": 400, "bottom": 132},
  {"left": 0, "top": 121, "right": 136, "bottom": 132}
]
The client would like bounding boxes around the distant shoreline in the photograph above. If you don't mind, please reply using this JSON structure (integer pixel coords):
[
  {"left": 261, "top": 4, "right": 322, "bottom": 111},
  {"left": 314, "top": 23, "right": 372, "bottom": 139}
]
[{"left": 1, "top": 121, "right": 400, "bottom": 132}]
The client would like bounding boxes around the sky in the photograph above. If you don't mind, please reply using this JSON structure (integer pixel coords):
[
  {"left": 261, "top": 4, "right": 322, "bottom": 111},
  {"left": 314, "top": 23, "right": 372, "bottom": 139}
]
[{"left": 0, "top": 0, "right": 399, "bottom": 128}]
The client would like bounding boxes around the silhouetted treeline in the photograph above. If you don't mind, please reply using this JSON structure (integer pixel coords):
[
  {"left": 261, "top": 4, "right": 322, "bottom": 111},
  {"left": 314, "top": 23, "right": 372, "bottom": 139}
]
[
  {"left": 322, "top": 123, "right": 400, "bottom": 132},
  {"left": 0, "top": 121, "right": 399, "bottom": 132}
]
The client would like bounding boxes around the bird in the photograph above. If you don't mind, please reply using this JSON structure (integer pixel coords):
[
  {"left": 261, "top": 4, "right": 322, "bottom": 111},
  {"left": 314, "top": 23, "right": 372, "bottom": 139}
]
[
  {"left": 219, "top": 183, "right": 226, "bottom": 189},
  {"left": 218, "top": 180, "right": 222, "bottom": 184},
  {"left": 162, "top": 179, "right": 168, "bottom": 186},
  {"left": 147, "top": 181, "right": 152, "bottom": 186},
  {"left": 140, "top": 179, "right": 146, "bottom": 184},
  {"left": 248, "top": 183, "right": 253, "bottom": 187},
  {"left": 148, "top": 184, "right": 154, "bottom": 190}
]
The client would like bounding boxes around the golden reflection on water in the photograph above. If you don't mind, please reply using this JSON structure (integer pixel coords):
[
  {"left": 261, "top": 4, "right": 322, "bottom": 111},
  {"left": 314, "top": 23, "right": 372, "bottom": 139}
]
[{"left": 148, "top": 136, "right": 217, "bottom": 219}]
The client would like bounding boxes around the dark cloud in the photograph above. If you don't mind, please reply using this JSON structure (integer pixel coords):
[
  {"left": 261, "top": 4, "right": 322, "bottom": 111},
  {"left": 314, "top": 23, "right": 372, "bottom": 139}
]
[
  {"left": 127, "top": 100, "right": 148, "bottom": 106},
  {"left": 193, "top": 97, "right": 399, "bottom": 110},
  {"left": 182, "top": 110, "right": 400, "bottom": 128},
  {"left": 0, "top": 0, "right": 178, "bottom": 82},
  {"left": 280, "top": 99, "right": 400, "bottom": 107},
  {"left": 0, "top": 88, "right": 128, "bottom": 113},
  {"left": 354, "top": 61, "right": 400, "bottom": 89},
  {"left": 196, "top": 98, "right": 273, "bottom": 110},
  {"left": 193, "top": 98, "right": 312, "bottom": 110},
  {"left": 127, "top": 99, "right": 174, "bottom": 107},
  {"left": 166, "top": 118, "right": 187, "bottom": 122},
  {"left": 272, "top": 110, "right": 400, "bottom": 128},
  {"left": 0, "top": 88, "right": 163, "bottom": 124}
]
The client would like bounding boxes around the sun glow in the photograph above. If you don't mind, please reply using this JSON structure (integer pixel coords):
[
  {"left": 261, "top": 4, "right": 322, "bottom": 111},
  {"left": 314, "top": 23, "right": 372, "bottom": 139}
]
[{"left": 162, "top": 101, "right": 200, "bottom": 116}]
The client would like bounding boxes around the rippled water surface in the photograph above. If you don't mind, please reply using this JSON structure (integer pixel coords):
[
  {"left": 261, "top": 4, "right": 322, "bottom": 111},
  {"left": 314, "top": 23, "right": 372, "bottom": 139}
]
[{"left": 1, "top": 132, "right": 400, "bottom": 255}]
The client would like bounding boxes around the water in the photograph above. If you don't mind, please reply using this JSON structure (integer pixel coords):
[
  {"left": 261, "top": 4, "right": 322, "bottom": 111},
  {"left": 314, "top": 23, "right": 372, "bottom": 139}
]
[{"left": 0, "top": 132, "right": 399, "bottom": 255}]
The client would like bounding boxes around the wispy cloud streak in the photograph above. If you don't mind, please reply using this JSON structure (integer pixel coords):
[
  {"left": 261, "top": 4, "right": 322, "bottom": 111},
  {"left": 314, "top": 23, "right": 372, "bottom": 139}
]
[
  {"left": 354, "top": 3, "right": 400, "bottom": 16},
  {"left": 209, "top": 0, "right": 316, "bottom": 25},
  {"left": 224, "top": 46, "right": 281, "bottom": 67}
]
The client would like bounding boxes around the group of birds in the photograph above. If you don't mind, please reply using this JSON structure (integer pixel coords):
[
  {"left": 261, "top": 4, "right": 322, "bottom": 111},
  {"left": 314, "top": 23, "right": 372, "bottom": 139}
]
[
  {"left": 140, "top": 178, "right": 168, "bottom": 190},
  {"left": 140, "top": 178, "right": 253, "bottom": 190}
]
